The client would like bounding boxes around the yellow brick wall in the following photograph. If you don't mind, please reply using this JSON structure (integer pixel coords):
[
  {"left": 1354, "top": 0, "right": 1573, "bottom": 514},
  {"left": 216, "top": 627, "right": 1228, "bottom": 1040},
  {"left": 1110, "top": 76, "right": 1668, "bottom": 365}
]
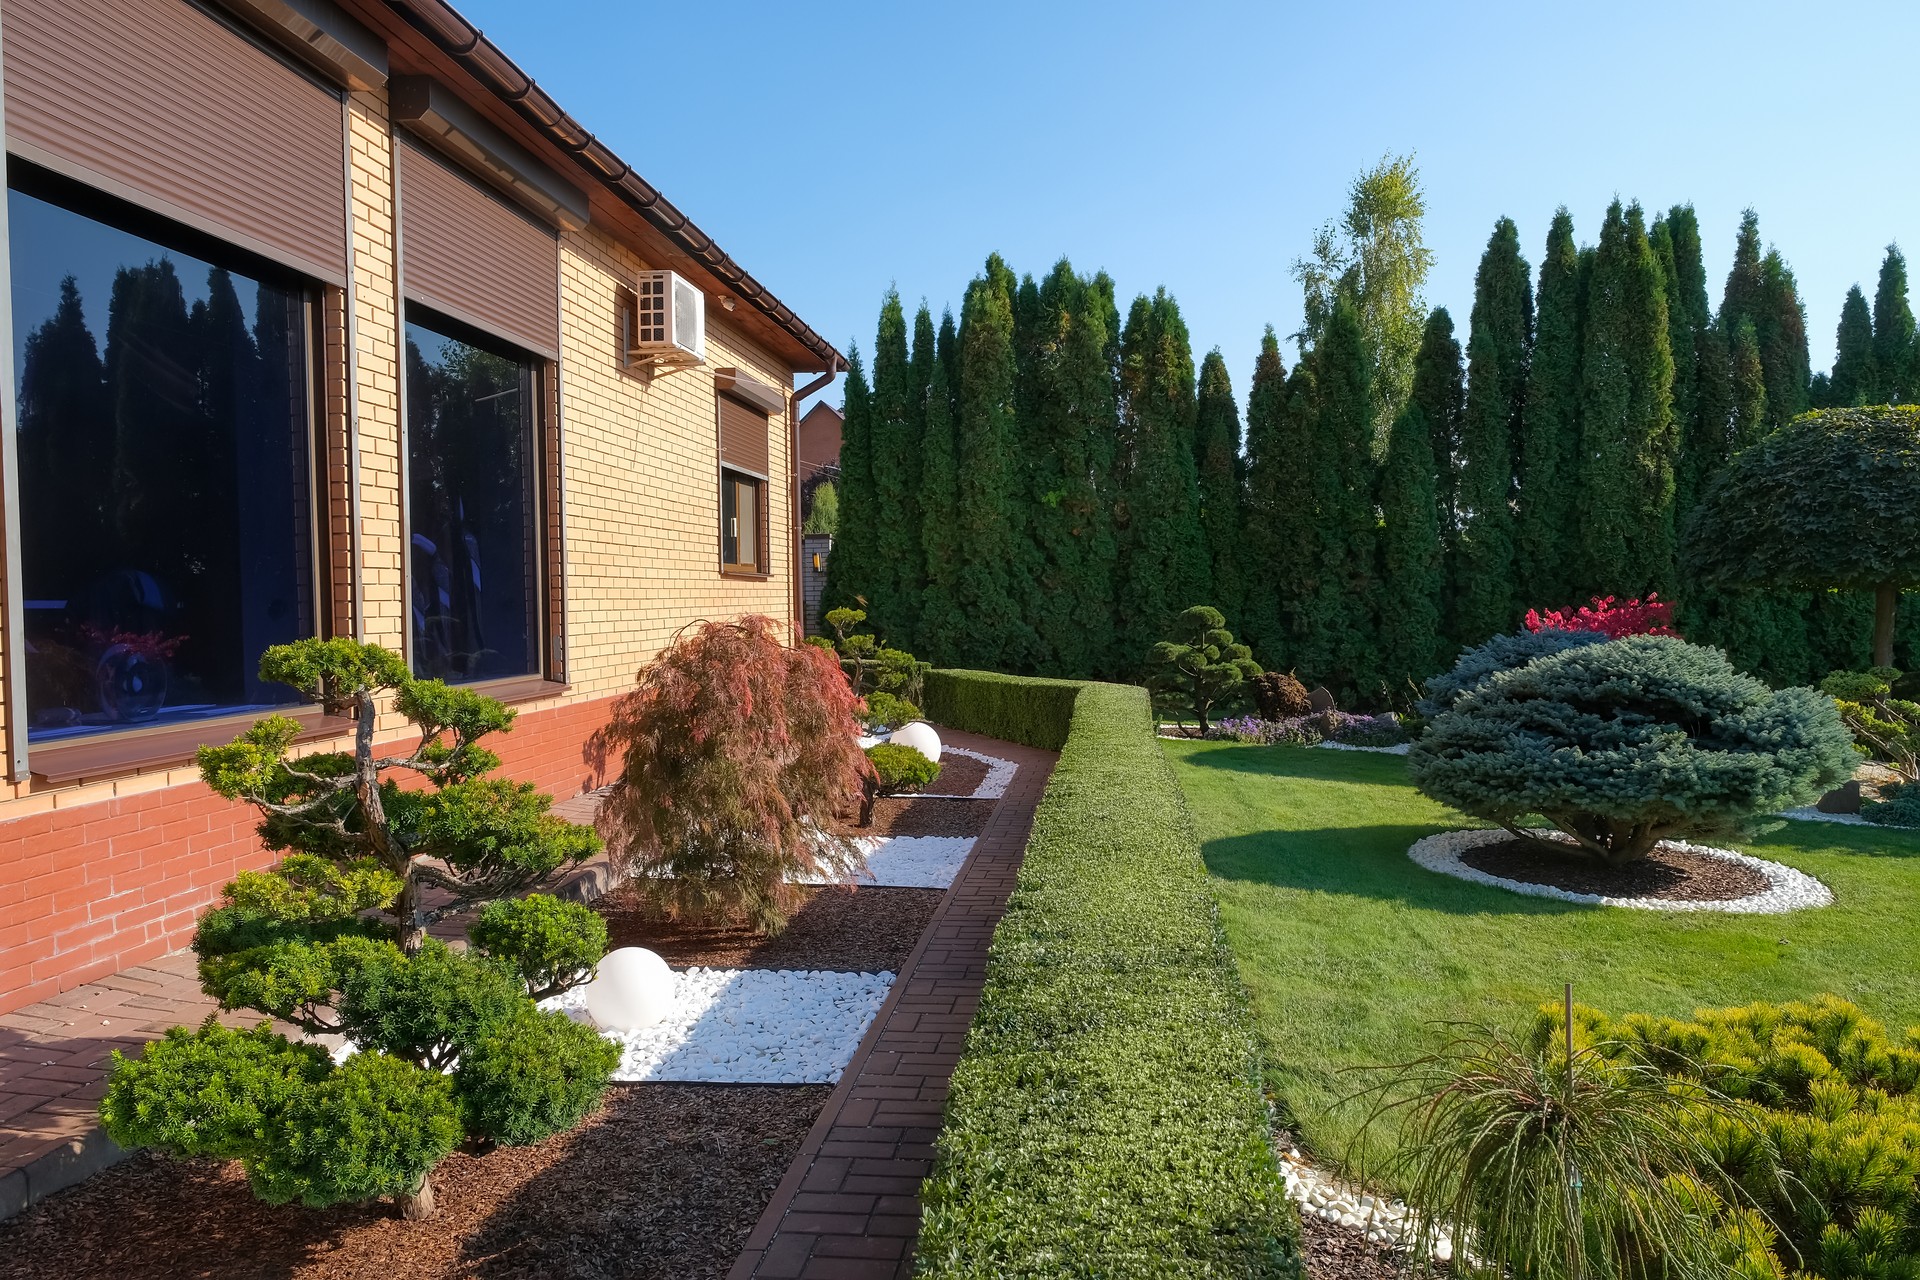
[{"left": 0, "top": 83, "right": 799, "bottom": 818}]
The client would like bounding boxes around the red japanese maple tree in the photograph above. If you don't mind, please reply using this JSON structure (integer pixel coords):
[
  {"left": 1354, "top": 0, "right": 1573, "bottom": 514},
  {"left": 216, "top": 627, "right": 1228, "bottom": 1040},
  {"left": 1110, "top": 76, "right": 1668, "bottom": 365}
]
[{"left": 1524, "top": 594, "right": 1677, "bottom": 640}]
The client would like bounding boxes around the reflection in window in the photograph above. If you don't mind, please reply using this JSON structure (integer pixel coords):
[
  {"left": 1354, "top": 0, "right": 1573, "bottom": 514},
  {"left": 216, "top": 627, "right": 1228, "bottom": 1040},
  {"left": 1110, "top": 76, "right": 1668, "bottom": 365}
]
[
  {"left": 405, "top": 314, "right": 539, "bottom": 683},
  {"left": 722, "top": 469, "right": 760, "bottom": 572},
  {"left": 9, "top": 184, "right": 313, "bottom": 742}
]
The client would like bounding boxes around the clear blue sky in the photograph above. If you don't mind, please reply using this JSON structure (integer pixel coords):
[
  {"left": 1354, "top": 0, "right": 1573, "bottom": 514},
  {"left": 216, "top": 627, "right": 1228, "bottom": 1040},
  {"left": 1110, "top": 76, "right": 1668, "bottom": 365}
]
[{"left": 462, "top": 0, "right": 1920, "bottom": 411}]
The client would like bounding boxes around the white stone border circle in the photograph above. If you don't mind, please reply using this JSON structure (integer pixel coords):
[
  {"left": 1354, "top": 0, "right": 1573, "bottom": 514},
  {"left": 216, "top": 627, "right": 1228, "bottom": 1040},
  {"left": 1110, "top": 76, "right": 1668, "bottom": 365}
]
[
  {"left": 939, "top": 745, "right": 1017, "bottom": 799},
  {"left": 1407, "top": 827, "right": 1833, "bottom": 914}
]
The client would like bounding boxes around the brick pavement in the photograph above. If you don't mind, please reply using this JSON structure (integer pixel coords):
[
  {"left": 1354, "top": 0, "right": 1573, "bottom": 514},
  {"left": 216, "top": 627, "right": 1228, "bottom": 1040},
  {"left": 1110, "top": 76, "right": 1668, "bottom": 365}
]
[{"left": 731, "top": 728, "right": 1057, "bottom": 1280}]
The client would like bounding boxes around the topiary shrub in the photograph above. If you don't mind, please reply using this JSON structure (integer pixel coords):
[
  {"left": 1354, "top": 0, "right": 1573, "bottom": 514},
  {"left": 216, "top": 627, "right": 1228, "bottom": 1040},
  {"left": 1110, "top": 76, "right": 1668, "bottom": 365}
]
[
  {"left": 861, "top": 690, "right": 923, "bottom": 731},
  {"left": 860, "top": 741, "right": 942, "bottom": 825},
  {"left": 454, "top": 1005, "right": 622, "bottom": 1146},
  {"left": 1249, "top": 670, "right": 1311, "bottom": 720},
  {"left": 101, "top": 637, "right": 613, "bottom": 1219},
  {"left": 822, "top": 606, "right": 930, "bottom": 704},
  {"left": 1408, "top": 635, "right": 1856, "bottom": 865},
  {"left": 467, "top": 896, "right": 608, "bottom": 999},
  {"left": 1821, "top": 667, "right": 1920, "bottom": 783},
  {"left": 597, "top": 615, "right": 870, "bottom": 933},
  {"left": 1148, "top": 605, "right": 1262, "bottom": 734}
]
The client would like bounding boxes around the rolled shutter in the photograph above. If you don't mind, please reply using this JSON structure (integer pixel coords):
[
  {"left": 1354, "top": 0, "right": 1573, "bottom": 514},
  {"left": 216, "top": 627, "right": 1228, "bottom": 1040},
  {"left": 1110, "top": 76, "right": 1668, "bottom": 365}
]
[
  {"left": 2, "top": 0, "right": 349, "bottom": 284},
  {"left": 399, "top": 139, "right": 558, "bottom": 359},
  {"left": 719, "top": 395, "right": 770, "bottom": 477}
]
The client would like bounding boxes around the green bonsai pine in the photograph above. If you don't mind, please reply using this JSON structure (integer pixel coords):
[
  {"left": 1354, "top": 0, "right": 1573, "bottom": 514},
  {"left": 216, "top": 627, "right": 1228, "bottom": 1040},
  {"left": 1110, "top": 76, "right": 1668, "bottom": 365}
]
[
  {"left": 861, "top": 741, "right": 942, "bottom": 825},
  {"left": 1148, "top": 606, "right": 1261, "bottom": 734},
  {"left": 821, "top": 606, "right": 929, "bottom": 704},
  {"left": 101, "top": 638, "right": 617, "bottom": 1220}
]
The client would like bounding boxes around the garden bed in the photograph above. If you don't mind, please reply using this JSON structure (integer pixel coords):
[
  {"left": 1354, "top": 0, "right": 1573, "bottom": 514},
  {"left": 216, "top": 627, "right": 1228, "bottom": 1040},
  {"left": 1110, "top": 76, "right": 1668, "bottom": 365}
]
[
  {"left": 0, "top": 1084, "right": 828, "bottom": 1280},
  {"left": 1460, "top": 837, "right": 1771, "bottom": 902},
  {"left": 597, "top": 882, "right": 940, "bottom": 971}
]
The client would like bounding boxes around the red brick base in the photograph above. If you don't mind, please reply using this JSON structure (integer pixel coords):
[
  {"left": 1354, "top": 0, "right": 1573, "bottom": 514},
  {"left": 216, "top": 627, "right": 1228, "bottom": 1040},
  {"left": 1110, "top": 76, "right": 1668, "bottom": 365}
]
[{"left": 0, "top": 694, "right": 621, "bottom": 1017}]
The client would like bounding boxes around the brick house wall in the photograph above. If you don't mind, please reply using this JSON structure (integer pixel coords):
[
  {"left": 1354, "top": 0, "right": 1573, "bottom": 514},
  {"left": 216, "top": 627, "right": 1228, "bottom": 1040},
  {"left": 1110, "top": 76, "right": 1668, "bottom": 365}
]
[{"left": 0, "top": 19, "right": 825, "bottom": 1014}]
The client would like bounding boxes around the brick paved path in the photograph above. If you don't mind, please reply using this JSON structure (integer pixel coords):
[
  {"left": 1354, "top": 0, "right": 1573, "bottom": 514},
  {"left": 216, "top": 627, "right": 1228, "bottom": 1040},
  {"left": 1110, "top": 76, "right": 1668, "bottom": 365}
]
[{"left": 731, "top": 728, "right": 1056, "bottom": 1280}]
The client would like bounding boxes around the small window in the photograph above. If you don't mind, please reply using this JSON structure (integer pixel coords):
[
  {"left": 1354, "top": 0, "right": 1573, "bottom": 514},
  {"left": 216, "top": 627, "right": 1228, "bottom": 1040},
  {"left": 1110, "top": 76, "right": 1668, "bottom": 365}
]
[
  {"left": 721, "top": 469, "right": 763, "bottom": 574},
  {"left": 615, "top": 285, "right": 638, "bottom": 371}
]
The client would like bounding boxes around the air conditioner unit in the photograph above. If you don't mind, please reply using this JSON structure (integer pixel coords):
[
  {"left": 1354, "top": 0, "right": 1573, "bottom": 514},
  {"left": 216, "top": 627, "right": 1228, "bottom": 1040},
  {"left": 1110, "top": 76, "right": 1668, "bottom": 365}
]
[{"left": 630, "top": 269, "right": 705, "bottom": 368}]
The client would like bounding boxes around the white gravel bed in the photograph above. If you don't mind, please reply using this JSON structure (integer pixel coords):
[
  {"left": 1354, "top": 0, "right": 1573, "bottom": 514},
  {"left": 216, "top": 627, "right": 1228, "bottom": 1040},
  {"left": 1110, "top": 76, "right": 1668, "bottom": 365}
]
[
  {"left": 1316, "top": 740, "right": 1411, "bottom": 755},
  {"left": 943, "top": 745, "right": 1018, "bottom": 798},
  {"left": 791, "top": 834, "right": 976, "bottom": 888},
  {"left": 1407, "top": 827, "right": 1832, "bottom": 913},
  {"left": 1275, "top": 1142, "right": 1448, "bottom": 1262},
  {"left": 544, "top": 967, "right": 892, "bottom": 1084},
  {"left": 1781, "top": 806, "right": 1872, "bottom": 826}
]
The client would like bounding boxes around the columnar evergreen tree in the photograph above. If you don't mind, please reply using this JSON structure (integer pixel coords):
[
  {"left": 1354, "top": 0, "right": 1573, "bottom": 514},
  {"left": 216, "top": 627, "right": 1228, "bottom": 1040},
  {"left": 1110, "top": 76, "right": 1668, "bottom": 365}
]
[
  {"left": 1193, "top": 349, "right": 1246, "bottom": 626},
  {"left": 1662, "top": 206, "right": 1712, "bottom": 432},
  {"left": 1113, "top": 288, "right": 1209, "bottom": 671},
  {"left": 1025, "top": 259, "right": 1118, "bottom": 679},
  {"left": 1377, "top": 318, "right": 1449, "bottom": 691},
  {"left": 951, "top": 262, "right": 1033, "bottom": 670},
  {"left": 1576, "top": 200, "right": 1677, "bottom": 597},
  {"left": 820, "top": 346, "right": 878, "bottom": 618},
  {"left": 916, "top": 312, "right": 965, "bottom": 663},
  {"left": 1296, "top": 297, "right": 1381, "bottom": 700},
  {"left": 1239, "top": 327, "right": 1290, "bottom": 665},
  {"left": 867, "top": 291, "right": 922, "bottom": 645},
  {"left": 1451, "top": 218, "right": 1531, "bottom": 645},
  {"left": 1873, "top": 245, "right": 1916, "bottom": 403},
  {"left": 1755, "top": 249, "right": 1811, "bottom": 430},
  {"left": 1275, "top": 361, "right": 1322, "bottom": 660},
  {"left": 1516, "top": 211, "right": 1582, "bottom": 608},
  {"left": 1830, "top": 285, "right": 1877, "bottom": 407},
  {"left": 1681, "top": 320, "right": 1732, "bottom": 519},
  {"left": 1720, "top": 211, "right": 1766, "bottom": 338}
]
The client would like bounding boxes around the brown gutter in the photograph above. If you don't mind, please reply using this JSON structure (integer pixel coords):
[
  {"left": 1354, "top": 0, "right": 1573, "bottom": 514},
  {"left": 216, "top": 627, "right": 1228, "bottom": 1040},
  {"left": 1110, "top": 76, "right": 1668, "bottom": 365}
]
[{"left": 381, "top": 0, "right": 844, "bottom": 373}]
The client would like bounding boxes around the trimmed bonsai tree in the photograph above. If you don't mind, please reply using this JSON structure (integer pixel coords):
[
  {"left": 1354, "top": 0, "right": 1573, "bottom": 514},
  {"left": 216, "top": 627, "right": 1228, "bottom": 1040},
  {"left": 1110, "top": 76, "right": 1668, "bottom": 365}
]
[
  {"left": 1685, "top": 406, "right": 1920, "bottom": 667},
  {"left": 816, "top": 606, "right": 929, "bottom": 704},
  {"left": 1149, "top": 606, "right": 1262, "bottom": 735},
  {"left": 860, "top": 742, "right": 942, "bottom": 825},
  {"left": 1408, "top": 635, "right": 1856, "bottom": 866},
  {"left": 599, "top": 615, "right": 871, "bottom": 932},
  {"left": 101, "top": 638, "right": 616, "bottom": 1219}
]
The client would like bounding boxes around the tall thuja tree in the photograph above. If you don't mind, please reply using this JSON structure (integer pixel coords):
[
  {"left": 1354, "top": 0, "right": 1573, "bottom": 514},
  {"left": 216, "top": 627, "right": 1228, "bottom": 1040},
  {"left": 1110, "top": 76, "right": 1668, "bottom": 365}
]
[
  {"left": 951, "top": 264, "right": 1033, "bottom": 670},
  {"left": 1451, "top": 218, "right": 1531, "bottom": 645},
  {"left": 820, "top": 346, "right": 877, "bottom": 617},
  {"left": 1239, "top": 327, "right": 1291, "bottom": 665},
  {"left": 1666, "top": 206, "right": 1721, "bottom": 529},
  {"left": 1576, "top": 200, "right": 1677, "bottom": 597},
  {"left": 917, "top": 311, "right": 965, "bottom": 663},
  {"left": 1024, "top": 259, "right": 1117, "bottom": 679},
  {"left": 1830, "top": 285, "right": 1877, "bottom": 407},
  {"left": 1377, "top": 315, "right": 1449, "bottom": 692},
  {"left": 1294, "top": 153, "right": 1433, "bottom": 438},
  {"left": 866, "top": 291, "right": 922, "bottom": 645},
  {"left": 1296, "top": 297, "right": 1381, "bottom": 701},
  {"left": 1193, "top": 349, "right": 1246, "bottom": 626},
  {"left": 1418, "top": 308, "right": 1466, "bottom": 556},
  {"left": 1873, "top": 245, "right": 1916, "bottom": 403},
  {"left": 1516, "top": 211, "right": 1582, "bottom": 609},
  {"left": 1113, "top": 288, "right": 1209, "bottom": 671},
  {"left": 1756, "top": 249, "right": 1811, "bottom": 430}
]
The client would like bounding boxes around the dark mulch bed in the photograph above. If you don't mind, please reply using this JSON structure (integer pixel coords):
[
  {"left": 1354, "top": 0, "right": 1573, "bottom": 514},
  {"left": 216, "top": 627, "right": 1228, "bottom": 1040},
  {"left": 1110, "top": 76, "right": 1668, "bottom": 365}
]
[
  {"left": 598, "top": 882, "right": 941, "bottom": 971},
  {"left": 838, "top": 795, "right": 989, "bottom": 839},
  {"left": 918, "top": 752, "right": 989, "bottom": 796},
  {"left": 0, "top": 1083, "right": 827, "bottom": 1280},
  {"left": 1301, "top": 1212, "right": 1415, "bottom": 1278},
  {"left": 1461, "top": 837, "right": 1769, "bottom": 901}
]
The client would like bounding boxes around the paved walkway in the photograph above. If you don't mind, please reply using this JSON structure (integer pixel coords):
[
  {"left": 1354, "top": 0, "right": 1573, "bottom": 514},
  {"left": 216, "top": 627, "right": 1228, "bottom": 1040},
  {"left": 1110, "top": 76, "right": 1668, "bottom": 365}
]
[{"left": 731, "top": 728, "right": 1056, "bottom": 1280}]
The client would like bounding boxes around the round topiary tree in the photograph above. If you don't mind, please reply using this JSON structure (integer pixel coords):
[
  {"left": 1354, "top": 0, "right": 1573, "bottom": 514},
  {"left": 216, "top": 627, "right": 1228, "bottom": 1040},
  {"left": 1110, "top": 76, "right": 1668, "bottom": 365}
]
[
  {"left": 1685, "top": 406, "right": 1920, "bottom": 668},
  {"left": 1149, "top": 605, "right": 1262, "bottom": 734},
  {"left": 860, "top": 741, "right": 942, "bottom": 825},
  {"left": 100, "top": 638, "right": 617, "bottom": 1219},
  {"left": 1407, "top": 635, "right": 1856, "bottom": 866}
]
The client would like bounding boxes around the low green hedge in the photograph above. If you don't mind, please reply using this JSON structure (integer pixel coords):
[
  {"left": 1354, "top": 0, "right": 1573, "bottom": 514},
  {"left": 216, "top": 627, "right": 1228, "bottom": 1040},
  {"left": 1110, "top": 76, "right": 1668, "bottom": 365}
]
[
  {"left": 917, "top": 679, "right": 1301, "bottom": 1278},
  {"left": 921, "top": 669, "right": 1083, "bottom": 751}
]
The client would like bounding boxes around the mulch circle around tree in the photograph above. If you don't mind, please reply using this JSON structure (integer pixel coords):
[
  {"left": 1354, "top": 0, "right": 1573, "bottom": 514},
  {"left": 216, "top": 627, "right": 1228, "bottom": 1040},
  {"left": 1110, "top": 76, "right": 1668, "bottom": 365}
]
[
  {"left": 597, "top": 882, "right": 942, "bottom": 972},
  {"left": 917, "top": 752, "right": 989, "bottom": 796},
  {"left": 1300, "top": 1211, "right": 1418, "bottom": 1279},
  {"left": 0, "top": 1083, "right": 829, "bottom": 1280},
  {"left": 1460, "top": 838, "right": 1772, "bottom": 902}
]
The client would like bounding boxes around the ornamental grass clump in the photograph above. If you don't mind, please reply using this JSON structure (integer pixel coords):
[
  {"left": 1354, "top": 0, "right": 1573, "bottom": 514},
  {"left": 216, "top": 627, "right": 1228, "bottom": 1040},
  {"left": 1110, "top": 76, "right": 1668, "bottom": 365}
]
[
  {"left": 1408, "top": 634, "right": 1855, "bottom": 866},
  {"left": 102, "top": 638, "right": 616, "bottom": 1220},
  {"left": 599, "top": 615, "right": 870, "bottom": 933}
]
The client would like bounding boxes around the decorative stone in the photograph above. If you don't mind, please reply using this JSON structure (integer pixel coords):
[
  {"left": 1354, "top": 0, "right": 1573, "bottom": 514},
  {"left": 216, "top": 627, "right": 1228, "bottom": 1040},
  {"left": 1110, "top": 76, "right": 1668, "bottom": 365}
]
[
  {"left": 582, "top": 946, "right": 675, "bottom": 1031},
  {"left": 889, "top": 720, "right": 942, "bottom": 764},
  {"left": 1307, "top": 686, "right": 1336, "bottom": 713},
  {"left": 1816, "top": 779, "right": 1863, "bottom": 814}
]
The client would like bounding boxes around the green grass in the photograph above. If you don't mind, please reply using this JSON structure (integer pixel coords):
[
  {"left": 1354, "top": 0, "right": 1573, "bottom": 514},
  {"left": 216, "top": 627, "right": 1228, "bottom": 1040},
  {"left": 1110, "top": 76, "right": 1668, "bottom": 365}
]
[{"left": 1163, "top": 739, "right": 1920, "bottom": 1171}]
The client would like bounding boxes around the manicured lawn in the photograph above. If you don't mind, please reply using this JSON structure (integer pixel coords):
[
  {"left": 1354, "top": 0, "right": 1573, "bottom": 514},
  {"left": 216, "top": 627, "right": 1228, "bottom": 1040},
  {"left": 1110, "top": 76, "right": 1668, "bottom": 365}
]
[{"left": 1163, "top": 739, "right": 1920, "bottom": 1170}]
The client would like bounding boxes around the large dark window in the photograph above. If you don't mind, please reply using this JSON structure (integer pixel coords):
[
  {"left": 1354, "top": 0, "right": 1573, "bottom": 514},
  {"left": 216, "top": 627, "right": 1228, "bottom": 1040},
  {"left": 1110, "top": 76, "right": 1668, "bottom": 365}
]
[
  {"left": 9, "top": 177, "right": 315, "bottom": 743},
  {"left": 404, "top": 311, "right": 540, "bottom": 684}
]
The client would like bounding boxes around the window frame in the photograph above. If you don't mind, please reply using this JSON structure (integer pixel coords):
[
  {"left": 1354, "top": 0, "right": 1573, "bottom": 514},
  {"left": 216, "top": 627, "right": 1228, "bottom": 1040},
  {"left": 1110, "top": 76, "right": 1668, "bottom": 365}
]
[
  {"left": 719, "top": 467, "right": 767, "bottom": 578},
  {"left": 4, "top": 162, "right": 341, "bottom": 778},
  {"left": 398, "top": 301, "right": 560, "bottom": 692}
]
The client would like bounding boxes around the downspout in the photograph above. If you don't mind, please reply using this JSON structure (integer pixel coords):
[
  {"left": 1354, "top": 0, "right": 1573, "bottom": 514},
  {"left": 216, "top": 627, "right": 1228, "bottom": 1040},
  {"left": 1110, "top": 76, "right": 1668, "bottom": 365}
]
[{"left": 789, "top": 361, "right": 841, "bottom": 640}]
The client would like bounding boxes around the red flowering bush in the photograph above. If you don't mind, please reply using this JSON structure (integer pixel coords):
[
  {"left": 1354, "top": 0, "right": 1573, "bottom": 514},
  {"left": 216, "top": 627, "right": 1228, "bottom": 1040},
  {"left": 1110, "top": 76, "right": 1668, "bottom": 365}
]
[
  {"left": 597, "top": 615, "right": 872, "bottom": 932},
  {"left": 1524, "top": 594, "right": 1676, "bottom": 639}
]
